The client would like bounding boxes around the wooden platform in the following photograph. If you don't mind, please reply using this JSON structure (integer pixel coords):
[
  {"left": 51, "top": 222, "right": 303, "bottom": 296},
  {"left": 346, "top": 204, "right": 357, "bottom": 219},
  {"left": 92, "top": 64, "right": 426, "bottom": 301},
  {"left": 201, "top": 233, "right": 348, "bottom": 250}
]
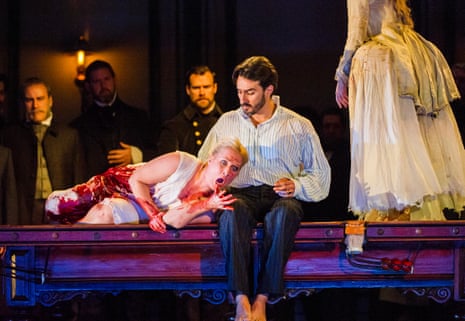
[{"left": 1, "top": 221, "right": 465, "bottom": 308}]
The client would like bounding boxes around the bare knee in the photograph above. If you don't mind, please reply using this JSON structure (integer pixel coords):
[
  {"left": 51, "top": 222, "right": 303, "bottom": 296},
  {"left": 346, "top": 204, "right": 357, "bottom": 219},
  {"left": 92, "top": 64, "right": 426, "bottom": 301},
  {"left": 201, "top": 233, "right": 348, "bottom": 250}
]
[{"left": 79, "top": 203, "right": 114, "bottom": 224}]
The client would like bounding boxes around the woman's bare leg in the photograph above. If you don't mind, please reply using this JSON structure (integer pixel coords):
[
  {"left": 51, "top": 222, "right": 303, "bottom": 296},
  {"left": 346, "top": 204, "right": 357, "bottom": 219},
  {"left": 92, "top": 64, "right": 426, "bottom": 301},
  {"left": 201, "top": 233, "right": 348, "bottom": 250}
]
[{"left": 78, "top": 203, "right": 114, "bottom": 224}]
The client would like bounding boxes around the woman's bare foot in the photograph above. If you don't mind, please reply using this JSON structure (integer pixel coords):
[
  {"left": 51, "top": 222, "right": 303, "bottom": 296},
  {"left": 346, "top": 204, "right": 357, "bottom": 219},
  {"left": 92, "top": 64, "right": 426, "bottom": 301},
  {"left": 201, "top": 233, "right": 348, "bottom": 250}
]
[
  {"left": 251, "top": 294, "right": 267, "bottom": 321},
  {"left": 235, "top": 294, "right": 252, "bottom": 321}
]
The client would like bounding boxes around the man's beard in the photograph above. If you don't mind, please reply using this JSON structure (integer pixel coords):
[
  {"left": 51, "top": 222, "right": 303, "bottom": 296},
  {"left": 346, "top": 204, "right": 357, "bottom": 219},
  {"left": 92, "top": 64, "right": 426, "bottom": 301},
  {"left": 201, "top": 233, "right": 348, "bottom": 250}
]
[
  {"left": 97, "top": 89, "right": 114, "bottom": 104},
  {"left": 241, "top": 94, "right": 266, "bottom": 117}
]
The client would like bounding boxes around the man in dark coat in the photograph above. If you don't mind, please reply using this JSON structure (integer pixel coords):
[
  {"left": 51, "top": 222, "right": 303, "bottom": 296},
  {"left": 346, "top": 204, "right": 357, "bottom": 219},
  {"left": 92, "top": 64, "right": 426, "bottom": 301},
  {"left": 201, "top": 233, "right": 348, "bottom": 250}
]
[
  {"left": 156, "top": 65, "right": 223, "bottom": 156},
  {"left": 71, "top": 60, "right": 155, "bottom": 179},
  {"left": 0, "top": 145, "right": 18, "bottom": 224},
  {"left": 1, "top": 77, "right": 86, "bottom": 224}
]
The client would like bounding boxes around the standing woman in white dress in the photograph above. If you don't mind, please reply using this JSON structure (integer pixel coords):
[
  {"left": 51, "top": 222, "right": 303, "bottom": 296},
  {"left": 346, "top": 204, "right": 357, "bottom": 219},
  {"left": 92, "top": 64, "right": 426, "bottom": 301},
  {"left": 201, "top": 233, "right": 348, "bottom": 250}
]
[{"left": 335, "top": 0, "right": 465, "bottom": 221}]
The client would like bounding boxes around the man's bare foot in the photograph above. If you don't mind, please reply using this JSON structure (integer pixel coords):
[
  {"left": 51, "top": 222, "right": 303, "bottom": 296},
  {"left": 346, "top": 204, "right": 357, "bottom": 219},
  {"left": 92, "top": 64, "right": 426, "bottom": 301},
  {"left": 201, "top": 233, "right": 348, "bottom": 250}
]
[
  {"left": 251, "top": 294, "right": 267, "bottom": 321},
  {"left": 235, "top": 294, "right": 252, "bottom": 321}
]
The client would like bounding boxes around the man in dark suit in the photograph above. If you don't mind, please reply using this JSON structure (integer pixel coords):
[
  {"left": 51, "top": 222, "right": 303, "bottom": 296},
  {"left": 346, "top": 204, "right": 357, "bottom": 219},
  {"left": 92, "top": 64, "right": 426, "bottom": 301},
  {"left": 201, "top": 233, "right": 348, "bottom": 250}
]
[
  {"left": 71, "top": 60, "right": 155, "bottom": 179},
  {"left": 0, "top": 145, "right": 18, "bottom": 224},
  {"left": 1, "top": 77, "right": 86, "bottom": 224}
]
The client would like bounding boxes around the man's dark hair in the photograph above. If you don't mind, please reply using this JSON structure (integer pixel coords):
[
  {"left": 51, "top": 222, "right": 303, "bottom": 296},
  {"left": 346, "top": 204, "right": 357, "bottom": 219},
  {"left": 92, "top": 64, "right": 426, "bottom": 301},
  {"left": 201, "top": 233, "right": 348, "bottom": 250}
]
[
  {"left": 185, "top": 65, "right": 217, "bottom": 87},
  {"left": 232, "top": 56, "right": 278, "bottom": 91},
  {"left": 85, "top": 60, "right": 115, "bottom": 81},
  {"left": 20, "top": 77, "right": 52, "bottom": 100}
]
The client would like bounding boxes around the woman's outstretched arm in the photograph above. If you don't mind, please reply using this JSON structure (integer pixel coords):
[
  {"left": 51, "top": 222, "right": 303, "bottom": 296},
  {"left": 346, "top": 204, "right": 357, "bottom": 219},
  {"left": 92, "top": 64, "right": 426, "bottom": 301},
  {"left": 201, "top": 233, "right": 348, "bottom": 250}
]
[
  {"left": 162, "top": 187, "right": 236, "bottom": 229},
  {"left": 129, "top": 152, "right": 181, "bottom": 232}
]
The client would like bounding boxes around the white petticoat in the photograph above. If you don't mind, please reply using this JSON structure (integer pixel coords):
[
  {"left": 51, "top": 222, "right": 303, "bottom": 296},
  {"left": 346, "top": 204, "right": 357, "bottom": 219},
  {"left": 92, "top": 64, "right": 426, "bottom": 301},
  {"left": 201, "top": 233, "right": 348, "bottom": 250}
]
[{"left": 348, "top": 27, "right": 465, "bottom": 220}]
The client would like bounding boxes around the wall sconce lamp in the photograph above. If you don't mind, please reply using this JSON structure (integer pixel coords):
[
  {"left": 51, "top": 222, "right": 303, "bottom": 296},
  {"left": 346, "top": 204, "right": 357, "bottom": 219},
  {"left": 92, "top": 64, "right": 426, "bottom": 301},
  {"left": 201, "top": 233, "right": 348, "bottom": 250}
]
[{"left": 75, "top": 36, "right": 88, "bottom": 83}]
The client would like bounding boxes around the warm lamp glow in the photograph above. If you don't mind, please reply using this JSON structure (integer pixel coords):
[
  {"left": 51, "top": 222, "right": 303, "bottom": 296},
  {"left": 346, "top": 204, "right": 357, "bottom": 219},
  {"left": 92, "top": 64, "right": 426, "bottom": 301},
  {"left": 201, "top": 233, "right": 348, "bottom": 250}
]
[
  {"left": 77, "top": 49, "right": 85, "bottom": 67},
  {"left": 76, "top": 49, "right": 86, "bottom": 82},
  {"left": 75, "top": 36, "right": 88, "bottom": 83}
]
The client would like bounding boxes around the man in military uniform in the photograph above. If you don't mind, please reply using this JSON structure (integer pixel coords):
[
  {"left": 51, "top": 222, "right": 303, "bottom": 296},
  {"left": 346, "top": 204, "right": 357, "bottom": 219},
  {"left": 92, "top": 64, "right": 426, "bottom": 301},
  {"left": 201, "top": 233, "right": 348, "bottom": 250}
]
[{"left": 156, "top": 65, "right": 222, "bottom": 156}]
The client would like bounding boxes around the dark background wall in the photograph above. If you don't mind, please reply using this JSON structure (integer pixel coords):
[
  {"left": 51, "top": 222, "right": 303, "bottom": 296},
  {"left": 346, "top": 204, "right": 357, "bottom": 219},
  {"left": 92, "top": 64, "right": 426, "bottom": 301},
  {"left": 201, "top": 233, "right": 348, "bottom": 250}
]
[{"left": 0, "top": 0, "right": 464, "bottom": 126}]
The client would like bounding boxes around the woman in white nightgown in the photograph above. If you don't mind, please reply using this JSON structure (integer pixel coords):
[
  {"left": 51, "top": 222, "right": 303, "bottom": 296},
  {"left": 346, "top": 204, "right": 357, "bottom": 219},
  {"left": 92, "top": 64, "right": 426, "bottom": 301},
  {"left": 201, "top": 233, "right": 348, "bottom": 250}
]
[
  {"left": 335, "top": 0, "right": 465, "bottom": 221},
  {"left": 46, "top": 137, "right": 248, "bottom": 231}
]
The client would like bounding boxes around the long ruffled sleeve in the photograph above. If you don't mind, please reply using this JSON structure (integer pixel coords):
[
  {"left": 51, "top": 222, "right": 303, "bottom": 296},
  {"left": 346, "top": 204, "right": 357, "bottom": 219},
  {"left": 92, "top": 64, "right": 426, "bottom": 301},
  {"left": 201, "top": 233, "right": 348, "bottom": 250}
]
[{"left": 335, "top": 0, "right": 370, "bottom": 83}]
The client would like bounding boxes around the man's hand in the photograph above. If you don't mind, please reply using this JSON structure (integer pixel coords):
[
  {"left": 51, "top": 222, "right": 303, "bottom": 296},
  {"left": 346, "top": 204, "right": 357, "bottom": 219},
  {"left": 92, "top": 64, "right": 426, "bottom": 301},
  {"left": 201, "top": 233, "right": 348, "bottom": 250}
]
[
  {"left": 273, "top": 178, "right": 295, "bottom": 198},
  {"left": 108, "top": 142, "right": 133, "bottom": 166}
]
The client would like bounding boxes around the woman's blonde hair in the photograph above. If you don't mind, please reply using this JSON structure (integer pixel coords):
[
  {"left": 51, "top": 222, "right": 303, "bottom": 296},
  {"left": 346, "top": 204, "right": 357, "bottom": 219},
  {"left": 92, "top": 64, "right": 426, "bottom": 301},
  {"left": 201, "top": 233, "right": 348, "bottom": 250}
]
[
  {"left": 210, "top": 137, "right": 249, "bottom": 165},
  {"left": 394, "top": 0, "right": 414, "bottom": 28}
]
